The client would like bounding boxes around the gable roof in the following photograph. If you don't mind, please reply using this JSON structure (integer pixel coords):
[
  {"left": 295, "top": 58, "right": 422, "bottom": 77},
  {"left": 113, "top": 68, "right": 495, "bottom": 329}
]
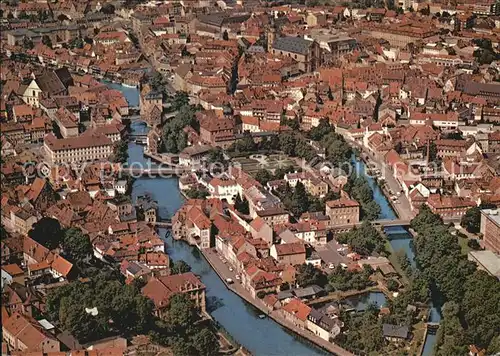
[
  {"left": 3, "top": 312, "right": 59, "bottom": 351},
  {"left": 273, "top": 36, "right": 313, "bottom": 55}
]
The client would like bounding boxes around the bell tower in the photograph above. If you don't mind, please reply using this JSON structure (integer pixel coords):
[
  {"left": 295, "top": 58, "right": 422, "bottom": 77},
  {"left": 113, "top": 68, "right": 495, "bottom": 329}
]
[{"left": 267, "top": 27, "right": 276, "bottom": 53}]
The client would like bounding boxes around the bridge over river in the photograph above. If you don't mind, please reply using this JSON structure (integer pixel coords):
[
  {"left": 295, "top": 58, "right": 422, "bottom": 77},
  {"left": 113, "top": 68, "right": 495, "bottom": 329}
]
[
  {"left": 119, "top": 166, "right": 191, "bottom": 176},
  {"left": 331, "top": 217, "right": 461, "bottom": 233}
]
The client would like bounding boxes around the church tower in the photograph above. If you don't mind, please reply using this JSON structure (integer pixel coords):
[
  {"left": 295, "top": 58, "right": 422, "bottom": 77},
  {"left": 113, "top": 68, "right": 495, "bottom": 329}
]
[{"left": 267, "top": 27, "right": 276, "bottom": 53}]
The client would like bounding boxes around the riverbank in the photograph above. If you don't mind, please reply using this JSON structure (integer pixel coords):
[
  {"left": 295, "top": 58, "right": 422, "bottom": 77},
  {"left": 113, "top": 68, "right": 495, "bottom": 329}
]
[{"left": 201, "top": 248, "right": 355, "bottom": 356}]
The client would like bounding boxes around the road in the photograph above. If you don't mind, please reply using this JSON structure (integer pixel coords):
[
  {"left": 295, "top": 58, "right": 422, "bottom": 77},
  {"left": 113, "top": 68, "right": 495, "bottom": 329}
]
[{"left": 202, "top": 249, "right": 356, "bottom": 356}]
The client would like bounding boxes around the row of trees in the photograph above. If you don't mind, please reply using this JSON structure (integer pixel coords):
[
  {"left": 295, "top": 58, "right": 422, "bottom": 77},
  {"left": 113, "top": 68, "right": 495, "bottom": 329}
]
[
  {"left": 344, "top": 175, "right": 381, "bottom": 220},
  {"left": 410, "top": 206, "right": 500, "bottom": 354}
]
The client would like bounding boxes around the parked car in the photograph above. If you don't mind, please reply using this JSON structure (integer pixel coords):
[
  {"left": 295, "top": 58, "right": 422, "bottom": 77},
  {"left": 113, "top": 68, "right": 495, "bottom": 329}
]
[
  {"left": 229, "top": 267, "right": 234, "bottom": 272},
  {"left": 329, "top": 263, "right": 335, "bottom": 269}
]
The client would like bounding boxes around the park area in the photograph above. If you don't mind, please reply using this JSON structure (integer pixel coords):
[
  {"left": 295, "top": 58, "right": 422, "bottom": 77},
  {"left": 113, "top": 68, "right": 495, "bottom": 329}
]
[{"left": 231, "top": 154, "right": 299, "bottom": 175}]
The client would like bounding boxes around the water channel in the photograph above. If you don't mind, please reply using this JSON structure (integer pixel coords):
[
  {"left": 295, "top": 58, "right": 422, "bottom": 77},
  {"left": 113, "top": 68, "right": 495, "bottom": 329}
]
[
  {"left": 113, "top": 80, "right": 439, "bottom": 354},
  {"left": 353, "top": 160, "right": 440, "bottom": 355}
]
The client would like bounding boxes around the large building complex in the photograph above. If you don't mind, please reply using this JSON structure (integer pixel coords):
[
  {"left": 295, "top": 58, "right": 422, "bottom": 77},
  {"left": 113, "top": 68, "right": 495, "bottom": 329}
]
[{"left": 43, "top": 133, "right": 113, "bottom": 165}]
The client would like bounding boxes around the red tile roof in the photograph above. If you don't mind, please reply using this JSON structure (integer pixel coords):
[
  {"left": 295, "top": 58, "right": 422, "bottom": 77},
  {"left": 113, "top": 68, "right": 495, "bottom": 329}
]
[{"left": 282, "top": 298, "right": 311, "bottom": 321}]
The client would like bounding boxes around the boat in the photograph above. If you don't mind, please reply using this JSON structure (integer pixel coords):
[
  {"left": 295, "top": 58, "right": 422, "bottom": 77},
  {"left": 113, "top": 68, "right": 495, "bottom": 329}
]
[
  {"left": 225, "top": 278, "right": 234, "bottom": 284},
  {"left": 258, "top": 314, "right": 266, "bottom": 319},
  {"left": 122, "top": 83, "right": 138, "bottom": 88}
]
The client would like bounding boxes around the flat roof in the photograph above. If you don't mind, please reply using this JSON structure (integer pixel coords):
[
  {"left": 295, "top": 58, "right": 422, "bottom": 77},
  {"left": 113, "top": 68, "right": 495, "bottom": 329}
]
[
  {"left": 481, "top": 209, "right": 500, "bottom": 226},
  {"left": 469, "top": 250, "right": 500, "bottom": 278}
]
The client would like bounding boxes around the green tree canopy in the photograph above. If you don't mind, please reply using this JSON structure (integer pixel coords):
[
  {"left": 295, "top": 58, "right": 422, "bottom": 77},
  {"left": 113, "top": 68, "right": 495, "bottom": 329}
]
[
  {"left": 254, "top": 169, "right": 273, "bottom": 186},
  {"left": 171, "top": 260, "right": 192, "bottom": 275},
  {"left": 28, "top": 217, "right": 63, "bottom": 250},
  {"left": 167, "top": 293, "right": 198, "bottom": 331},
  {"left": 296, "top": 263, "right": 327, "bottom": 287},
  {"left": 337, "top": 221, "right": 386, "bottom": 256},
  {"left": 192, "top": 328, "right": 219, "bottom": 356},
  {"left": 461, "top": 207, "right": 481, "bottom": 233},
  {"left": 62, "top": 228, "right": 92, "bottom": 263},
  {"left": 112, "top": 140, "right": 129, "bottom": 163},
  {"left": 234, "top": 193, "right": 249, "bottom": 215},
  {"left": 42, "top": 35, "right": 52, "bottom": 48}
]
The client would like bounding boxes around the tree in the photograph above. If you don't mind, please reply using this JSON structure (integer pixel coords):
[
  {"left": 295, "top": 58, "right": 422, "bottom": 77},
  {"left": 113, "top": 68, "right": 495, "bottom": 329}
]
[
  {"left": 112, "top": 140, "right": 129, "bottom": 163},
  {"left": 290, "top": 182, "right": 309, "bottom": 216},
  {"left": 57, "top": 14, "right": 69, "bottom": 22},
  {"left": 185, "top": 187, "right": 209, "bottom": 199},
  {"left": 171, "top": 91, "right": 189, "bottom": 110},
  {"left": 387, "top": 279, "right": 399, "bottom": 292},
  {"left": 62, "top": 228, "right": 92, "bottom": 262},
  {"left": 69, "top": 37, "right": 84, "bottom": 49},
  {"left": 38, "top": 10, "right": 49, "bottom": 22},
  {"left": 192, "top": 328, "right": 219, "bottom": 356},
  {"left": 42, "top": 35, "right": 52, "bottom": 48},
  {"left": 18, "top": 10, "right": 28, "bottom": 19},
  {"left": 255, "top": 169, "right": 273, "bottom": 186},
  {"left": 171, "top": 260, "right": 192, "bottom": 275},
  {"left": 337, "top": 222, "right": 386, "bottom": 256},
  {"left": 309, "top": 118, "right": 332, "bottom": 141},
  {"left": 222, "top": 30, "right": 229, "bottom": 41},
  {"left": 22, "top": 37, "right": 34, "bottom": 50},
  {"left": 460, "top": 207, "right": 481, "bottom": 233},
  {"left": 233, "top": 131, "right": 257, "bottom": 152},
  {"left": 162, "top": 104, "right": 199, "bottom": 154},
  {"left": 47, "top": 274, "right": 155, "bottom": 343},
  {"left": 467, "top": 239, "right": 481, "bottom": 250},
  {"left": 410, "top": 207, "right": 500, "bottom": 352},
  {"left": 100, "top": 3, "right": 115, "bottom": 14},
  {"left": 234, "top": 193, "right": 249, "bottom": 215},
  {"left": 206, "top": 148, "right": 225, "bottom": 165},
  {"left": 29, "top": 217, "right": 63, "bottom": 250},
  {"left": 296, "top": 263, "right": 327, "bottom": 287},
  {"left": 172, "top": 338, "right": 195, "bottom": 356},
  {"left": 149, "top": 71, "right": 166, "bottom": 93},
  {"left": 167, "top": 293, "right": 198, "bottom": 331}
]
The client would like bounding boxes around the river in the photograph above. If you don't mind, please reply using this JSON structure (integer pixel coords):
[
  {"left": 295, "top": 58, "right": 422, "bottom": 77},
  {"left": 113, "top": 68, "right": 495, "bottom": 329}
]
[
  {"left": 102, "top": 80, "right": 140, "bottom": 107},
  {"left": 353, "top": 159, "right": 440, "bottom": 355}
]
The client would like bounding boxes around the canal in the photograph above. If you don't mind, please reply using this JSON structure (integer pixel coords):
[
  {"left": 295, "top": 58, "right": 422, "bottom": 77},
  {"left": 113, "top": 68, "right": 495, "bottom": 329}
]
[{"left": 353, "top": 160, "right": 440, "bottom": 355}]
